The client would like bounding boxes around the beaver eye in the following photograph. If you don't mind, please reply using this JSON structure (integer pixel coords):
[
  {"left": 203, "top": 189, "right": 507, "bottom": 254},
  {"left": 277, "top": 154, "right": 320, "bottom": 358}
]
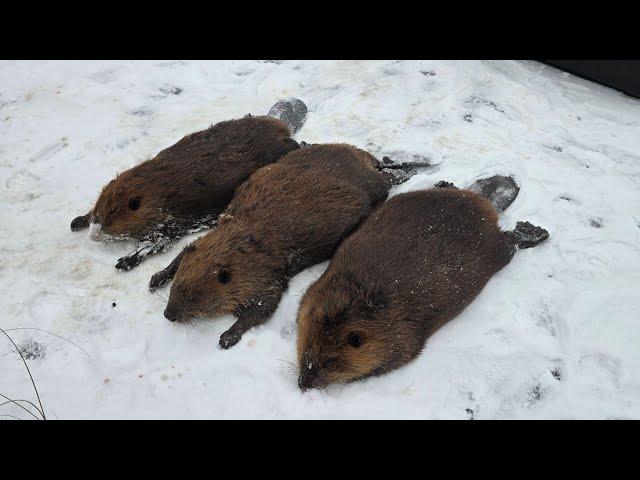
[
  {"left": 128, "top": 196, "right": 141, "bottom": 211},
  {"left": 217, "top": 268, "right": 230, "bottom": 284},
  {"left": 347, "top": 332, "right": 363, "bottom": 348}
]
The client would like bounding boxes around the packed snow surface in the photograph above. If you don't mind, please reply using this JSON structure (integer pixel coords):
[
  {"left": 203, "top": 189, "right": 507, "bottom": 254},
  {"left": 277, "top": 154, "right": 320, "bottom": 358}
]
[{"left": 1, "top": 60, "right": 640, "bottom": 419}]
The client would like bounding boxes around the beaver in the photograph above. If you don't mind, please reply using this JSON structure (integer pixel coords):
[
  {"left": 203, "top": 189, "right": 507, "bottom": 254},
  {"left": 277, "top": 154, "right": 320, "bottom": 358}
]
[
  {"left": 150, "top": 143, "right": 403, "bottom": 349},
  {"left": 296, "top": 186, "right": 549, "bottom": 390},
  {"left": 70, "top": 99, "right": 307, "bottom": 271}
]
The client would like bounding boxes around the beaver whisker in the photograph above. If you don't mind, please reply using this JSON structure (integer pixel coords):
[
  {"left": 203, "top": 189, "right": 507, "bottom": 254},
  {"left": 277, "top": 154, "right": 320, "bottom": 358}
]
[
  {"left": 276, "top": 359, "right": 298, "bottom": 376},
  {"left": 277, "top": 358, "right": 297, "bottom": 368},
  {"left": 181, "top": 315, "right": 212, "bottom": 333},
  {"left": 156, "top": 291, "right": 170, "bottom": 302},
  {"left": 149, "top": 294, "right": 169, "bottom": 309}
]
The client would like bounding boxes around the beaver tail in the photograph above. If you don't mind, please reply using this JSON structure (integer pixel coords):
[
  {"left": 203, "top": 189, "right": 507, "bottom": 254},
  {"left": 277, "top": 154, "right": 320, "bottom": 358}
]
[
  {"left": 466, "top": 175, "right": 520, "bottom": 213},
  {"left": 267, "top": 98, "right": 308, "bottom": 134}
]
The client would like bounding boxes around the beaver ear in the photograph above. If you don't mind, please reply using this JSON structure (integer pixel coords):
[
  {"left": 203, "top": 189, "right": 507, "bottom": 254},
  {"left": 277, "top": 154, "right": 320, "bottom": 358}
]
[
  {"left": 128, "top": 196, "right": 142, "bottom": 211},
  {"left": 282, "top": 137, "right": 300, "bottom": 151},
  {"left": 217, "top": 267, "right": 231, "bottom": 284}
]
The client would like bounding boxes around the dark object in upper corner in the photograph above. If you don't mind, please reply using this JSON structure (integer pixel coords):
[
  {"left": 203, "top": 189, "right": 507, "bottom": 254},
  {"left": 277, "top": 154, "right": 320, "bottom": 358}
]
[{"left": 541, "top": 60, "right": 640, "bottom": 100}]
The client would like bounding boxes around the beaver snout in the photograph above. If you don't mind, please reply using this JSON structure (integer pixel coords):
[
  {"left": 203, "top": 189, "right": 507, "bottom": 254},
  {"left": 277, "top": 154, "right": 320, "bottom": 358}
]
[
  {"left": 298, "top": 373, "right": 327, "bottom": 391},
  {"left": 164, "top": 305, "right": 184, "bottom": 323},
  {"left": 298, "top": 374, "right": 314, "bottom": 391},
  {"left": 297, "top": 361, "right": 326, "bottom": 391}
]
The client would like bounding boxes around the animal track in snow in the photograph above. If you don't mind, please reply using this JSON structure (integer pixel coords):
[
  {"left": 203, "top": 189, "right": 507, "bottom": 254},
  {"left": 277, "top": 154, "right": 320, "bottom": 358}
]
[
  {"left": 4, "top": 169, "right": 42, "bottom": 201},
  {"left": 158, "top": 85, "right": 183, "bottom": 96},
  {"left": 19, "top": 339, "right": 46, "bottom": 360},
  {"left": 536, "top": 303, "right": 558, "bottom": 337},
  {"left": 29, "top": 138, "right": 68, "bottom": 163},
  {"left": 589, "top": 217, "right": 604, "bottom": 229},
  {"left": 465, "top": 95, "right": 505, "bottom": 114}
]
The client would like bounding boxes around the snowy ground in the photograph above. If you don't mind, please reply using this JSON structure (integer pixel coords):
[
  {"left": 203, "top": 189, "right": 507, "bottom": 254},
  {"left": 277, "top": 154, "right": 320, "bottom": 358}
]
[{"left": 1, "top": 60, "right": 640, "bottom": 419}]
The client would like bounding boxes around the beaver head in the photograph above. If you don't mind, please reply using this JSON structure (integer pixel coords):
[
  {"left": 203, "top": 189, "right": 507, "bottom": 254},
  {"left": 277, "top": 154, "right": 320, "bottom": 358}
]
[
  {"left": 163, "top": 223, "right": 281, "bottom": 323},
  {"left": 89, "top": 170, "right": 170, "bottom": 241},
  {"left": 296, "top": 271, "right": 417, "bottom": 390}
]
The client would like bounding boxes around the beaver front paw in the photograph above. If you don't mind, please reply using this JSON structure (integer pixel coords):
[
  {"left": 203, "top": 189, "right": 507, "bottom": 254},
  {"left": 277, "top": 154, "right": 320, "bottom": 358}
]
[
  {"left": 149, "top": 270, "right": 172, "bottom": 292},
  {"left": 219, "top": 329, "right": 243, "bottom": 349}
]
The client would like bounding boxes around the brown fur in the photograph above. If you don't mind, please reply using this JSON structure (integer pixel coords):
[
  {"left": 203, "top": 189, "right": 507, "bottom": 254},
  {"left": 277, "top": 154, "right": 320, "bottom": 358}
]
[
  {"left": 86, "top": 115, "right": 295, "bottom": 239},
  {"left": 162, "top": 144, "right": 393, "bottom": 348},
  {"left": 296, "top": 188, "right": 529, "bottom": 389}
]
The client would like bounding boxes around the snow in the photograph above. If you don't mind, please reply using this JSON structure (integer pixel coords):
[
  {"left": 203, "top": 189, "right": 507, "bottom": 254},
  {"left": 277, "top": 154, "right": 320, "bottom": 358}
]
[{"left": 1, "top": 60, "right": 640, "bottom": 419}]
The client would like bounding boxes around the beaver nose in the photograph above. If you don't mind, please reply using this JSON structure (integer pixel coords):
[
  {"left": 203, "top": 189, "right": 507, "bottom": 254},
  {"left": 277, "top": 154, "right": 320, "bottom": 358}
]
[
  {"left": 164, "top": 306, "right": 181, "bottom": 322},
  {"left": 298, "top": 373, "right": 326, "bottom": 391},
  {"left": 298, "top": 374, "right": 312, "bottom": 391},
  {"left": 298, "top": 363, "right": 320, "bottom": 391}
]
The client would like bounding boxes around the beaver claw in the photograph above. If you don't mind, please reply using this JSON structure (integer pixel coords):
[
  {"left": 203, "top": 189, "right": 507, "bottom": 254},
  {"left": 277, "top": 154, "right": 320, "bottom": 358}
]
[
  {"left": 219, "top": 329, "right": 243, "bottom": 349},
  {"left": 149, "top": 270, "right": 172, "bottom": 291},
  {"left": 434, "top": 180, "right": 458, "bottom": 189},
  {"left": 115, "top": 254, "right": 143, "bottom": 271}
]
